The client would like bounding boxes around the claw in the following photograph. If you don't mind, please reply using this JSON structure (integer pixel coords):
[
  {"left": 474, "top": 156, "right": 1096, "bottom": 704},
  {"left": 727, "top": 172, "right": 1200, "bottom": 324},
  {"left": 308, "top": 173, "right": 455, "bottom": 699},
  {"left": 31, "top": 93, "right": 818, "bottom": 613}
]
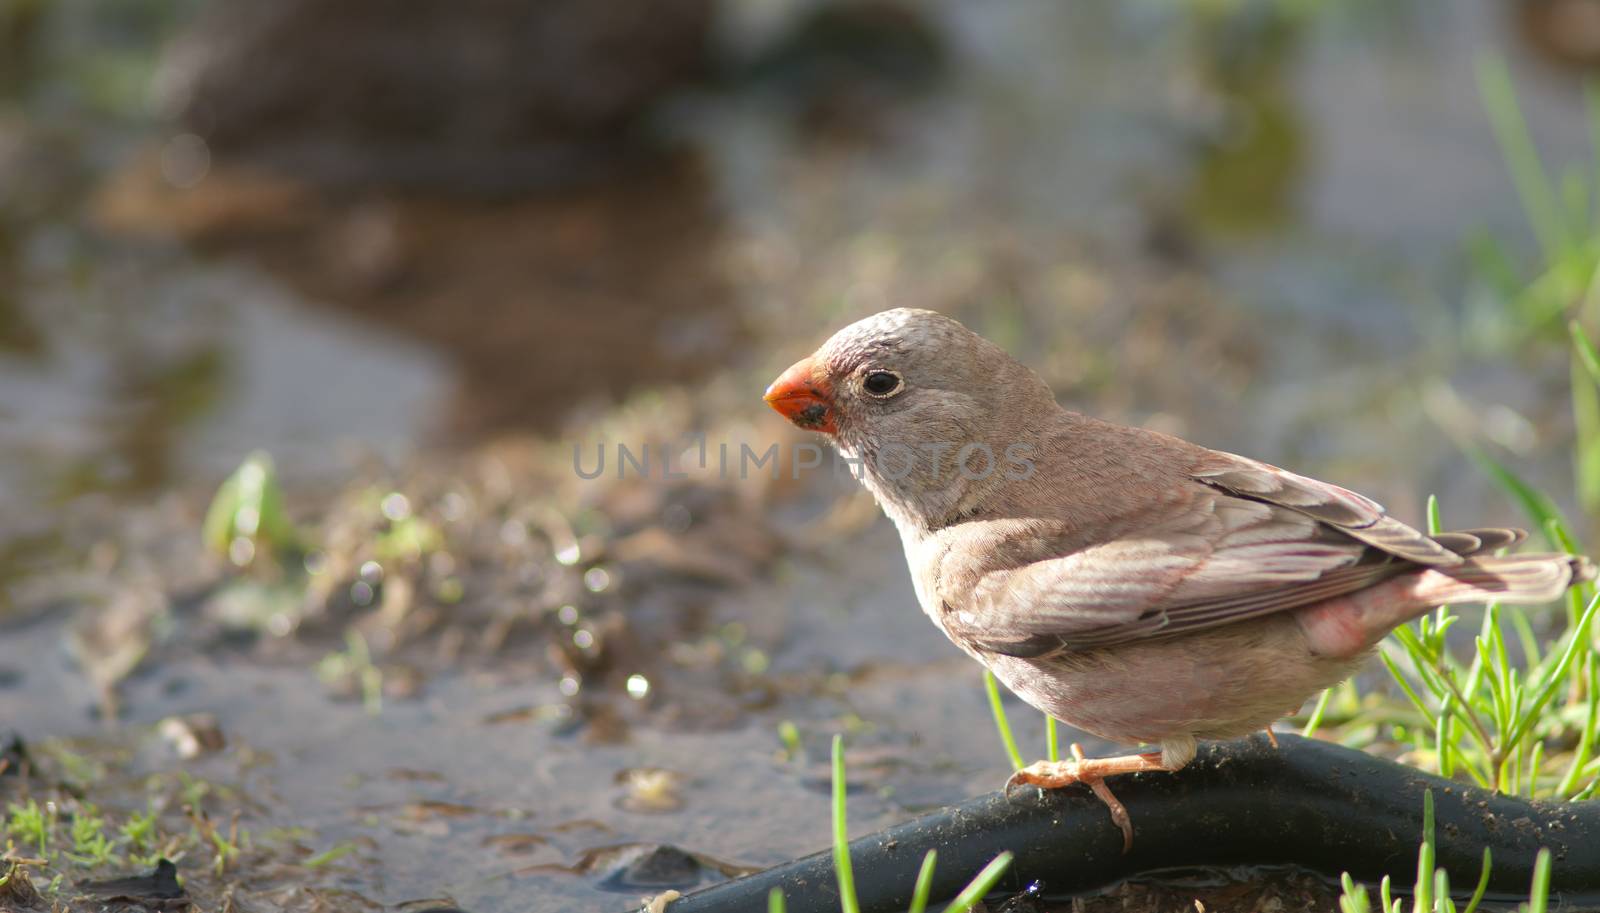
[
  {"left": 1001, "top": 743, "right": 1170, "bottom": 853},
  {"left": 1069, "top": 743, "right": 1134, "bottom": 852},
  {"left": 1006, "top": 758, "right": 1083, "bottom": 792}
]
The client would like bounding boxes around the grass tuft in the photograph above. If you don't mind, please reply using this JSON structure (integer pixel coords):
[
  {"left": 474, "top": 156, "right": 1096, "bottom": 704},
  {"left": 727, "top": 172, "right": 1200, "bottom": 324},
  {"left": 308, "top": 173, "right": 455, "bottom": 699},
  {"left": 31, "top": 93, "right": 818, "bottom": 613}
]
[
  {"left": 1336, "top": 792, "right": 1539, "bottom": 913},
  {"left": 829, "top": 732, "right": 1013, "bottom": 912},
  {"left": 983, "top": 670, "right": 1026, "bottom": 771},
  {"left": 907, "top": 850, "right": 938, "bottom": 913},
  {"left": 830, "top": 735, "right": 859, "bottom": 913}
]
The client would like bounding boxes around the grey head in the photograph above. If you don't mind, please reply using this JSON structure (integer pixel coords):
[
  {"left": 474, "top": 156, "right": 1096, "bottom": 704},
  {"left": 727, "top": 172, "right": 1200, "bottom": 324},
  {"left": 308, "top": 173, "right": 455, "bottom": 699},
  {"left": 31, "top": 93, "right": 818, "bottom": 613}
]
[{"left": 765, "top": 308, "right": 1056, "bottom": 529}]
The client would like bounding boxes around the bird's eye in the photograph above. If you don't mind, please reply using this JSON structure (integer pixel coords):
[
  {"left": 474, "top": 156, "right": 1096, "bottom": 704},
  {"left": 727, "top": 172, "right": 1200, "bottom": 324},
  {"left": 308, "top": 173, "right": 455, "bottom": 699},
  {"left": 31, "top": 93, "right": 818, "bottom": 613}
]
[{"left": 862, "top": 370, "right": 903, "bottom": 398}]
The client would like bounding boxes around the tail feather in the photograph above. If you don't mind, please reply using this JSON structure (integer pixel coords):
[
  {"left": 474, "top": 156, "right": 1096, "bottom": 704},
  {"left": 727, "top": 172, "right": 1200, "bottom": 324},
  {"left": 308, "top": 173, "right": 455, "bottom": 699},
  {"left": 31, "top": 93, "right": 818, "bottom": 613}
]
[
  {"left": 1418, "top": 553, "right": 1596, "bottom": 606},
  {"left": 1301, "top": 540, "right": 1591, "bottom": 658},
  {"left": 1431, "top": 527, "right": 1526, "bottom": 556}
]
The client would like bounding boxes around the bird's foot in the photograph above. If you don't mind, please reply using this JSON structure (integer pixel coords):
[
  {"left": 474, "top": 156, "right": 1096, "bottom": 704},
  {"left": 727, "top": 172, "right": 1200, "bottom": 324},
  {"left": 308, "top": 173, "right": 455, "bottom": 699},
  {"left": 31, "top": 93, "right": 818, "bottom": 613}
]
[
  {"left": 1262, "top": 728, "right": 1280, "bottom": 749},
  {"left": 1004, "top": 743, "right": 1169, "bottom": 852}
]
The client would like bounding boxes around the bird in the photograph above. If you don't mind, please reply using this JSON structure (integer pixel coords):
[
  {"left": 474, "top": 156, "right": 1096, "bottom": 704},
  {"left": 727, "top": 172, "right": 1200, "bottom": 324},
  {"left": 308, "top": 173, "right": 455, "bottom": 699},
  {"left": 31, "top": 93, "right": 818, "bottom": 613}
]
[{"left": 763, "top": 307, "right": 1594, "bottom": 849}]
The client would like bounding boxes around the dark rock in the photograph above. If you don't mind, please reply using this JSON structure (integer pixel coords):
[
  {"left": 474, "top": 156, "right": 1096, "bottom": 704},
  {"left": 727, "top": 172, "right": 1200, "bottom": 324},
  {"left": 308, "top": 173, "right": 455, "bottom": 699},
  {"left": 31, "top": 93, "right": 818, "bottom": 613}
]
[
  {"left": 79, "top": 859, "right": 188, "bottom": 909},
  {"left": 596, "top": 844, "right": 703, "bottom": 891},
  {"left": 155, "top": 0, "right": 714, "bottom": 191},
  {"left": 0, "top": 730, "right": 29, "bottom": 776},
  {"left": 738, "top": 0, "right": 946, "bottom": 137}
]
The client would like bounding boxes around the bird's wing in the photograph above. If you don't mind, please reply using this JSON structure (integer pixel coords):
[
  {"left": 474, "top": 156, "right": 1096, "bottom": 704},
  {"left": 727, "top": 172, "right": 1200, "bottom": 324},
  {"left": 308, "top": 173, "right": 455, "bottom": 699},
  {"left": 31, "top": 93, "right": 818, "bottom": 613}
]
[
  {"left": 954, "top": 489, "right": 1401, "bottom": 655},
  {"left": 950, "top": 447, "right": 1510, "bottom": 656},
  {"left": 1188, "top": 450, "right": 1463, "bottom": 566}
]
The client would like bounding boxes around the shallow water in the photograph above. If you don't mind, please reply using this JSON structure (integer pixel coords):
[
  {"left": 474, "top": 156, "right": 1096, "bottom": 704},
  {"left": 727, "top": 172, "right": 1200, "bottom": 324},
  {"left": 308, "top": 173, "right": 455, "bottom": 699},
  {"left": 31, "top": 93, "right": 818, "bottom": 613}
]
[{"left": 1, "top": 1, "right": 1596, "bottom": 910}]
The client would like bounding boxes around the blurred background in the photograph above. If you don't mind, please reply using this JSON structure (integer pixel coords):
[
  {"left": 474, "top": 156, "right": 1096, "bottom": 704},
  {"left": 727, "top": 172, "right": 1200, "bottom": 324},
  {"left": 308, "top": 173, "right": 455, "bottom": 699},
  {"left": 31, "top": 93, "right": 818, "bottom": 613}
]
[{"left": 3, "top": 0, "right": 1600, "bottom": 910}]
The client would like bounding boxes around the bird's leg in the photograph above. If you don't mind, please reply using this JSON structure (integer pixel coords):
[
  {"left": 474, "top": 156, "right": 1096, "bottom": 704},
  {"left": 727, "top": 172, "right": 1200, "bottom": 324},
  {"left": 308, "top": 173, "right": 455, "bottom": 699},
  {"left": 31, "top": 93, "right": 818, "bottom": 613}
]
[
  {"left": 1005, "top": 743, "right": 1173, "bottom": 851},
  {"left": 1262, "top": 728, "right": 1280, "bottom": 749}
]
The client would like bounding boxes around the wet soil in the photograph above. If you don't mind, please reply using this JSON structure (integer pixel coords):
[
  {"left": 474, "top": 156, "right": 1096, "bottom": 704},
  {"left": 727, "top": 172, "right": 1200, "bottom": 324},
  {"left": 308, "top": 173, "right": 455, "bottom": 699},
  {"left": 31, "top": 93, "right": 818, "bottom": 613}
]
[{"left": 2, "top": 1, "right": 1598, "bottom": 911}]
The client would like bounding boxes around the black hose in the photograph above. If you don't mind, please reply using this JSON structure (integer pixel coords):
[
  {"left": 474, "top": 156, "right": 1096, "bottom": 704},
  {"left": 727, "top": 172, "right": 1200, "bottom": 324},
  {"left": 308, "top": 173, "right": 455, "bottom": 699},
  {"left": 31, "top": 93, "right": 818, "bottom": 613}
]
[{"left": 645, "top": 735, "right": 1600, "bottom": 912}]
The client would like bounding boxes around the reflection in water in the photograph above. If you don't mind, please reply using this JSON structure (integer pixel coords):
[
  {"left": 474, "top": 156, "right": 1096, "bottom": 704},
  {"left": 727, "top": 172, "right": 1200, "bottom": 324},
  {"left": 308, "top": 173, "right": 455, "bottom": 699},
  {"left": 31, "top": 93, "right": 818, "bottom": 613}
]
[
  {"left": 52, "top": 345, "right": 226, "bottom": 499},
  {"left": 734, "top": 0, "right": 948, "bottom": 139},
  {"left": 156, "top": 0, "right": 715, "bottom": 192},
  {"left": 0, "top": 0, "right": 44, "bottom": 98},
  {"left": 0, "top": 226, "right": 43, "bottom": 356},
  {"left": 99, "top": 149, "right": 744, "bottom": 437},
  {"left": 1517, "top": 0, "right": 1600, "bottom": 70},
  {"left": 4, "top": 2, "right": 1600, "bottom": 911},
  {"left": 1175, "top": 2, "right": 1309, "bottom": 236}
]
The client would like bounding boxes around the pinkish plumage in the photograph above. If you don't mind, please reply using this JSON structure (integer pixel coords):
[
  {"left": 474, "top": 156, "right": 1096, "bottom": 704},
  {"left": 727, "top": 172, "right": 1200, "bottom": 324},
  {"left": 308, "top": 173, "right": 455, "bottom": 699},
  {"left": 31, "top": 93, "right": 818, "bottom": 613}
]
[{"left": 766, "top": 308, "right": 1595, "bottom": 771}]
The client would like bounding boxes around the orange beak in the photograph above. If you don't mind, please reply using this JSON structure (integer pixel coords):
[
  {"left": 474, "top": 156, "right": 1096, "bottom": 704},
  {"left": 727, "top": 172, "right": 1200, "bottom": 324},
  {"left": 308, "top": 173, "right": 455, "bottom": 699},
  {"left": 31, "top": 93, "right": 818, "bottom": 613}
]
[{"left": 763, "top": 357, "right": 837, "bottom": 434}]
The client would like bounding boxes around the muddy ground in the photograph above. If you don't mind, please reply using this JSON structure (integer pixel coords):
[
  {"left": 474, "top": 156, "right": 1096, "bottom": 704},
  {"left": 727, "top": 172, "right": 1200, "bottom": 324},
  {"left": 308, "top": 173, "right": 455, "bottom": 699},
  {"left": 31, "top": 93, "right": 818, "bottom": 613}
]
[{"left": 1, "top": 1, "right": 1596, "bottom": 910}]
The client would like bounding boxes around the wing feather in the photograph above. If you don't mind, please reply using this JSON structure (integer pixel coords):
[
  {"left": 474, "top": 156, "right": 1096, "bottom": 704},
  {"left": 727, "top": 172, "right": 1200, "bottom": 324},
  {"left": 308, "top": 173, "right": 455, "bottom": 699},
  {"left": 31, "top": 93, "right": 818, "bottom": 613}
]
[
  {"left": 954, "top": 488, "right": 1373, "bottom": 652},
  {"left": 945, "top": 450, "right": 1521, "bottom": 657},
  {"left": 1191, "top": 452, "right": 1462, "bottom": 566}
]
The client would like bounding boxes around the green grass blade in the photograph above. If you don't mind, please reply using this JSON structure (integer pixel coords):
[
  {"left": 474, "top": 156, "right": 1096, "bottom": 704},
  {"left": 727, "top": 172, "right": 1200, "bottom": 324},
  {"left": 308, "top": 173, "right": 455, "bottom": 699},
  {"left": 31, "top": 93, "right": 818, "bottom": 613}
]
[
  {"left": 831, "top": 735, "right": 860, "bottom": 913},
  {"left": 768, "top": 887, "right": 786, "bottom": 913},
  {"left": 907, "top": 850, "right": 938, "bottom": 913},
  {"left": 1476, "top": 633, "right": 1511, "bottom": 745},
  {"left": 1468, "top": 447, "right": 1569, "bottom": 548},
  {"left": 1437, "top": 709, "right": 1456, "bottom": 780},
  {"left": 1340, "top": 873, "right": 1371, "bottom": 913},
  {"left": 945, "top": 852, "right": 1014, "bottom": 913},
  {"left": 1462, "top": 847, "right": 1493, "bottom": 913},
  {"left": 1451, "top": 740, "right": 1495, "bottom": 791},
  {"left": 984, "top": 669, "right": 1026, "bottom": 771},
  {"left": 1465, "top": 228, "right": 1528, "bottom": 306},
  {"left": 1302, "top": 687, "right": 1335, "bottom": 738},
  {"left": 1046, "top": 716, "right": 1060, "bottom": 763},
  {"left": 1587, "top": 81, "right": 1600, "bottom": 226},
  {"left": 1506, "top": 591, "right": 1600, "bottom": 749},
  {"left": 1392, "top": 627, "right": 1450, "bottom": 699},
  {"left": 1524, "top": 848, "right": 1552, "bottom": 913},
  {"left": 1508, "top": 606, "right": 1543, "bottom": 671},
  {"left": 1525, "top": 738, "right": 1544, "bottom": 797},
  {"left": 1378, "top": 650, "right": 1440, "bottom": 728},
  {"left": 1558, "top": 654, "right": 1599, "bottom": 796},
  {"left": 1415, "top": 790, "right": 1436, "bottom": 913},
  {"left": 1478, "top": 56, "right": 1570, "bottom": 260},
  {"left": 1492, "top": 620, "right": 1514, "bottom": 707},
  {"left": 1573, "top": 336, "right": 1600, "bottom": 514},
  {"left": 1572, "top": 320, "right": 1600, "bottom": 387},
  {"left": 1545, "top": 516, "right": 1584, "bottom": 559}
]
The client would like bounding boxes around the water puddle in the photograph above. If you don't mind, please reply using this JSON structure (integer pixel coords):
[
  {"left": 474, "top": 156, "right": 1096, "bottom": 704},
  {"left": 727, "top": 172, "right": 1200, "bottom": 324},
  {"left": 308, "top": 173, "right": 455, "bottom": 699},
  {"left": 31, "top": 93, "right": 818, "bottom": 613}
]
[{"left": 2, "top": 0, "right": 1595, "bottom": 910}]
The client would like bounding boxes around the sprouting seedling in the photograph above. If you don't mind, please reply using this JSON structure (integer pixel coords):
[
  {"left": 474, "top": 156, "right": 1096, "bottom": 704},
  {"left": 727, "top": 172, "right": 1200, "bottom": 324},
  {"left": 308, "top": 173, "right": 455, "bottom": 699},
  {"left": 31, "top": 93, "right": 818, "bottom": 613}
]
[
  {"left": 202, "top": 451, "right": 304, "bottom": 567},
  {"left": 1338, "top": 790, "right": 1498, "bottom": 913},
  {"left": 1415, "top": 789, "right": 1437, "bottom": 913},
  {"left": 118, "top": 806, "right": 157, "bottom": 857},
  {"left": 1520, "top": 848, "right": 1552, "bottom": 913},
  {"left": 317, "top": 629, "right": 384, "bottom": 716},
  {"left": 944, "top": 853, "right": 1015, "bottom": 913},
  {"left": 777, "top": 720, "right": 802, "bottom": 761},
  {"left": 6, "top": 799, "right": 49, "bottom": 858},
  {"left": 907, "top": 849, "right": 938, "bottom": 913},
  {"left": 983, "top": 669, "right": 1025, "bottom": 771},
  {"left": 984, "top": 668, "right": 1061, "bottom": 768},
  {"left": 830, "top": 735, "right": 859, "bottom": 913},
  {"left": 829, "top": 734, "right": 1013, "bottom": 913},
  {"left": 1372, "top": 486, "right": 1600, "bottom": 798},
  {"left": 65, "top": 805, "right": 119, "bottom": 868},
  {"left": 1339, "top": 872, "right": 1371, "bottom": 913},
  {"left": 302, "top": 842, "right": 356, "bottom": 868}
]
